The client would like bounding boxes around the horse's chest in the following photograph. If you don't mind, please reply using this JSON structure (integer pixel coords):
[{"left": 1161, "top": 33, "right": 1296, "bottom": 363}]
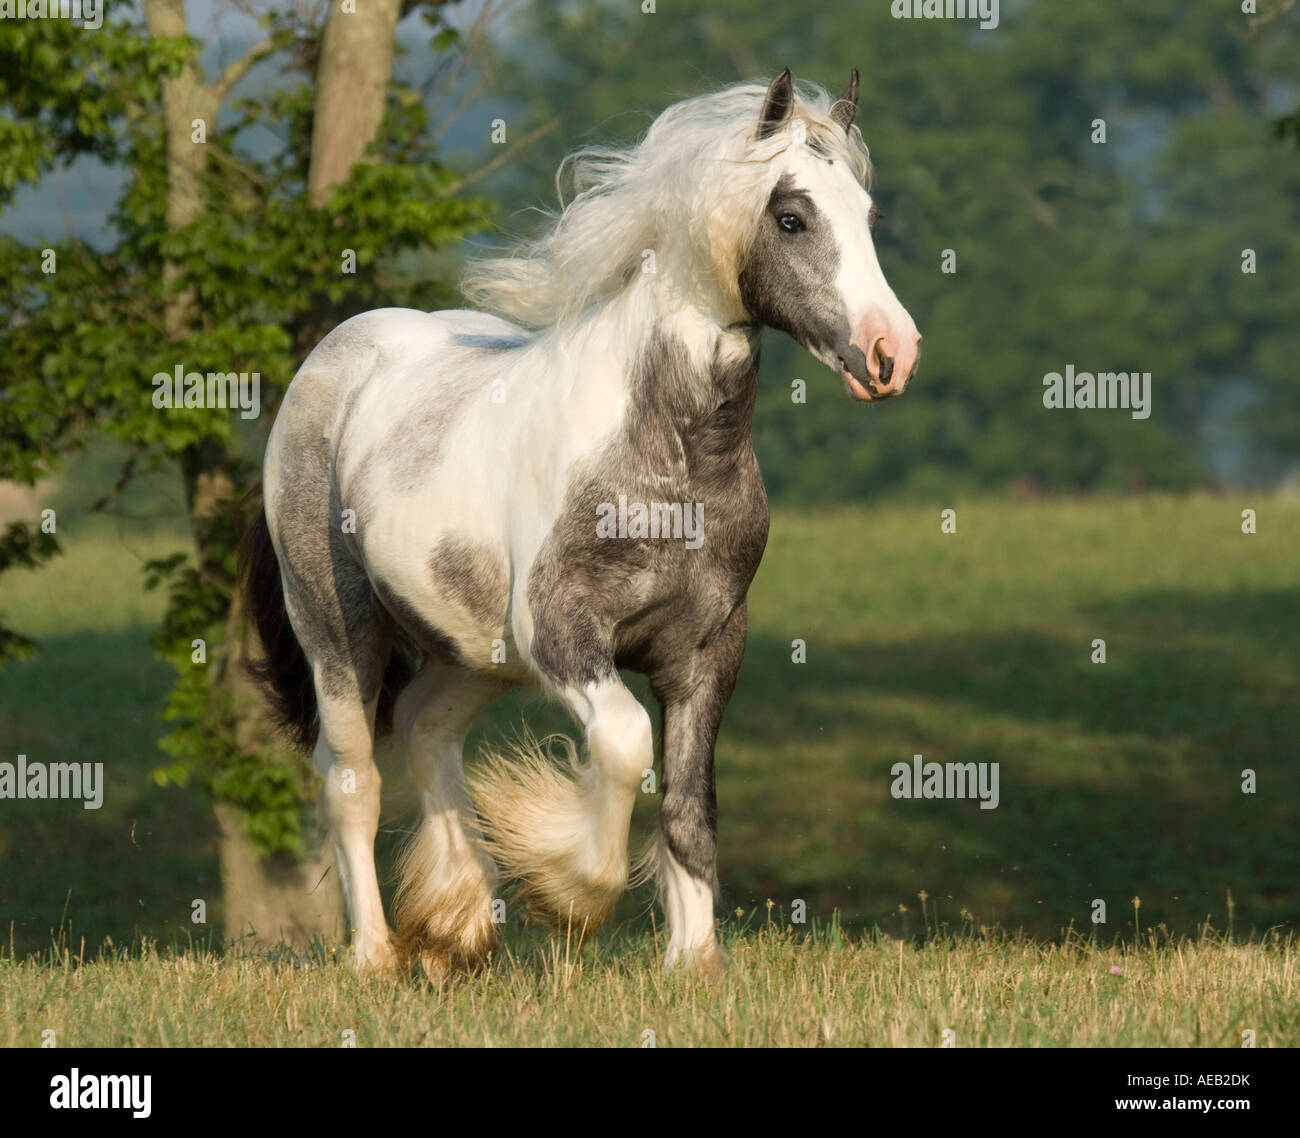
[
  {"left": 524, "top": 340, "right": 769, "bottom": 681},
  {"left": 526, "top": 445, "right": 768, "bottom": 655}
]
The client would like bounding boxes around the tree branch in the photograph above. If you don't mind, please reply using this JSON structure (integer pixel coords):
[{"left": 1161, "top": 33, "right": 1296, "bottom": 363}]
[
  {"left": 1228, "top": 0, "right": 1297, "bottom": 38},
  {"left": 90, "top": 445, "right": 144, "bottom": 514},
  {"left": 214, "top": 38, "right": 278, "bottom": 102}
]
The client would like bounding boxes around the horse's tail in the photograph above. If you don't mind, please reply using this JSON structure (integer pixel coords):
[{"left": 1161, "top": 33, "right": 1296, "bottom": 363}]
[{"left": 240, "top": 506, "right": 320, "bottom": 751}]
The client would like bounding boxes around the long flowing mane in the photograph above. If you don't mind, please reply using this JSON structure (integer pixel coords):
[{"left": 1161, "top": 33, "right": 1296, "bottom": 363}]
[{"left": 461, "top": 79, "right": 872, "bottom": 329}]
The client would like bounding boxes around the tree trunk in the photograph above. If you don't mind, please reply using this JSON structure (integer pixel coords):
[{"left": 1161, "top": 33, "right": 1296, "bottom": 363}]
[
  {"left": 308, "top": 0, "right": 402, "bottom": 207},
  {"left": 141, "top": 0, "right": 215, "bottom": 338},
  {"left": 142, "top": 0, "right": 347, "bottom": 952},
  {"left": 214, "top": 803, "right": 342, "bottom": 952},
  {"left": 143, "top": 0, "right": 409, "bottom": 955}
]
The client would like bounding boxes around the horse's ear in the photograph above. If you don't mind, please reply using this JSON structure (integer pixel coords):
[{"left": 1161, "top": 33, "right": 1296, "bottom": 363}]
[
  {"left": 756, "top": 68, "right": 795, "bottom": 139},
  {"left": 830, "top": 68, "right": 860, "bottom": 133}
]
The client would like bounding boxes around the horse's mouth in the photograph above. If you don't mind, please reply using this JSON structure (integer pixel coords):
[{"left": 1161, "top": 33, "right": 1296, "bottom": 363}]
[{"left": 839, "top": 359, "right": 898, "bottom": 403}]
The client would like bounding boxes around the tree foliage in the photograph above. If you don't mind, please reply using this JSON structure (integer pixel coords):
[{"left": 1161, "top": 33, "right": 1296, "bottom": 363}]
[{"left": 0, "top": 5, "right": 489, "bottom": 853}]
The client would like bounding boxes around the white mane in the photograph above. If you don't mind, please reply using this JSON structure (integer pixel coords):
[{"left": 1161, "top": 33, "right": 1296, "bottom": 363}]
[{"left": 461, "top": 79, "right": 873, "bottom": 329}]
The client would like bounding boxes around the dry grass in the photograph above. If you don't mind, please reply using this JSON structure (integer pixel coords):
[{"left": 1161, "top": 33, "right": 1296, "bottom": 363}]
[{"left": 2, "top": 924, "right": 1295, "bottom": 1047}]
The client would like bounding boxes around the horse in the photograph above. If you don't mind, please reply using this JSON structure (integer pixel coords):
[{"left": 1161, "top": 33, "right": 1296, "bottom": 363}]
[{"left": 243, "top": 68, "right": 921, "bottom": 978}]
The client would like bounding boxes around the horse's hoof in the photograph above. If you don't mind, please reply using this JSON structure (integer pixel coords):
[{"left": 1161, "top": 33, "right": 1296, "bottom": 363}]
[
  {"left": 351, "top": 936, "right": 398, "bottom": 973},
  {"left": 665, "top": 941, "right": 729, "bottom": 980}
]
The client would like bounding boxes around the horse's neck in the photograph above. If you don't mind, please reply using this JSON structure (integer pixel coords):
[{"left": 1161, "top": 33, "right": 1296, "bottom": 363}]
[
  {"left": 567, "top": 280, "right": 760, "bottom": 421},
  {"left": 552, "top": 282, "right": 762, "bottom": 486}
]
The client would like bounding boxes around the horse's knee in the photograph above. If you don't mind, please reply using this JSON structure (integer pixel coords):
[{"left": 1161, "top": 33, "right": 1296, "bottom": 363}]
[{"left": 587, "top": 687, "right": 652, "bottom": 786}]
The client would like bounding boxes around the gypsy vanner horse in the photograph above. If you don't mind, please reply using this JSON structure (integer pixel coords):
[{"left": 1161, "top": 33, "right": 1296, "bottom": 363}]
[{"left": 243, "top": 69, "right": 921, "bottom": 977}]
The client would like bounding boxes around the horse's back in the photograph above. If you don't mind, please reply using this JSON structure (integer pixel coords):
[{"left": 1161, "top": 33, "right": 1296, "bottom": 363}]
[
  {"left": 269, "top": 305, "right": 527, "bottom": 468},
  {"left": 286, "top": 307, "right": 526, "bottom": 408}
]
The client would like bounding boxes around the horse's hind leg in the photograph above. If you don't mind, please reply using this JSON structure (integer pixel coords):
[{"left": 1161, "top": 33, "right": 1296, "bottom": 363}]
[
  {"left": 279, "top": 557, "right": 397, "bottom": 970},
  {"left": 392, "top": 661, "right": 506, "bottom": 978},
  {"left": 312, "top": 679, "right": 392, "bottom": 969}
]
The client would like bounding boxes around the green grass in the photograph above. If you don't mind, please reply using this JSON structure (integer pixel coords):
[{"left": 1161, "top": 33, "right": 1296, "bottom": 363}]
[
  {"left": 0, "top": 523, "right": 217, "bottom": 957},
  {"left": 720, "top": 495, "right": 1300, "bottom": 942},
  {"left": 0, "top": 492, "right": 1297, "bottom": 1045}
]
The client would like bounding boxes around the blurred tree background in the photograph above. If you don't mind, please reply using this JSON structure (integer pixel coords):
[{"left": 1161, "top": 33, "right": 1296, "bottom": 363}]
[
  {"left": 472, "top": 0, "right": 1299, "bottom": 500},
  {"left": 6, "top": 0, "right": 1296, "bottom": 514}
]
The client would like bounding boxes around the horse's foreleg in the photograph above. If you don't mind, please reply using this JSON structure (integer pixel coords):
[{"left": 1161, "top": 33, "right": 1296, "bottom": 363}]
[
  {"left": 652, "top": 601, "right": 747, "bottom": 976},
  {"left": 469, "top": 667, "right": 652, "bottom": 935}
]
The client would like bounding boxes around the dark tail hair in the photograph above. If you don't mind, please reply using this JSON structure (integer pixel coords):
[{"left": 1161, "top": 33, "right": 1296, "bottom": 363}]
[
  {"left": 240, "top": 507, "right": 320, "bottom": 751},
  {"left": 239, "top": 506, "right": 416, "bottom": 752}
]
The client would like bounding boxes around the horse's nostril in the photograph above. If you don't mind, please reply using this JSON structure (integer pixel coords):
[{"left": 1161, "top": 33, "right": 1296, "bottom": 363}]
[{"left": 878, "top": 354, "right": 894, "bottom": 384}]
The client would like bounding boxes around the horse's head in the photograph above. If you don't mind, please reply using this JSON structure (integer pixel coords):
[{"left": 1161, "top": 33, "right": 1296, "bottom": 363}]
[{"left": 738, "top": 69, "right": 921, "bottom": 402}]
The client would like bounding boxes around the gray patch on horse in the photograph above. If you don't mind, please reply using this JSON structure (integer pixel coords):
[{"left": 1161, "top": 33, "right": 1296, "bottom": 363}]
[
  {"left": 333, "top": 380, "right": 379, "bottom": 560},
  {"left": 271, "top": 432, "right": 393, "bottom": 707},
  {"left": 654, "top": 599, "right": 748, "bottom": 881},
  {"left": 429, "top": 537, "right": 510, "bottom": 631},
  {"left": 452, "top": 333, "right": 527, "bottom": 351},
  {"left": 377, "top": 361, "right": 483, "bottom": 493},
  {"left": 527, "top": 326, "right": 768, "bottom": 690},
  {"left": 738, "top": 173, "right": 858, "bottom": 379},
  {"left": 523, "top": 323, "right": 769, "bottom": 890}
]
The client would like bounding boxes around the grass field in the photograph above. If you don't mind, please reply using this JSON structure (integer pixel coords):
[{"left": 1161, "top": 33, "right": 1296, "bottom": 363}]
[
  {"left": 2, "top": 927, "right": 1296, "bottom": 1047},
  {"left": 1, "top": 491, "right": 1297, "bottom": 1045}
]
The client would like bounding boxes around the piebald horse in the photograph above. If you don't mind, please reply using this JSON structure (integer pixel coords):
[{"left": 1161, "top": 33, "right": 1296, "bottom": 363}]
[{"left": 244, "top": 69, "right": 921, "bottom": 976}]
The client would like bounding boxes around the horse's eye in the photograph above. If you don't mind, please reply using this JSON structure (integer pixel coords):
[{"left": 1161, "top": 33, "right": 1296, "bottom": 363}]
[
  {"left": 778, "top": 213, "right": 804, "bottom": 234},
  {"left": 868, "top": 204, "right": 883, "bottom": 233}
]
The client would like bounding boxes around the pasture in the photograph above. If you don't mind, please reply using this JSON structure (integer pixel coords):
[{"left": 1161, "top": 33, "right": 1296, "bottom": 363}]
[
  {"left": 3, "top": 929, "right": 1295, "bottom": 1047},
  {"left": 1, "top": 492, "right": 1297, "bottom": 1045}
]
